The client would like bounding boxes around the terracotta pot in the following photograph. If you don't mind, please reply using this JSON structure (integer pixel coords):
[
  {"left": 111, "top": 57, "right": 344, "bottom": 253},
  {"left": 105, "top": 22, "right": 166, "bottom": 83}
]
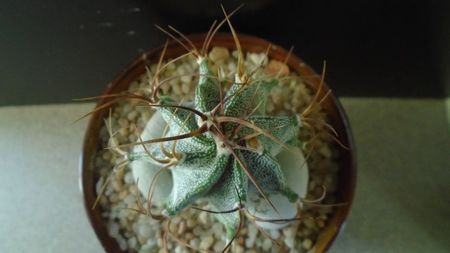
[{"left": 80, "top": 33, "right": 357, "bottom": 253}]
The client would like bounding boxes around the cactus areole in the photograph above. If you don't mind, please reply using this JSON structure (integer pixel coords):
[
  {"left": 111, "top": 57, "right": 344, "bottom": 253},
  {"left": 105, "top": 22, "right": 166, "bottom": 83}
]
[{"left": 122, "top": 45, "right": 310, "bottom": 241}]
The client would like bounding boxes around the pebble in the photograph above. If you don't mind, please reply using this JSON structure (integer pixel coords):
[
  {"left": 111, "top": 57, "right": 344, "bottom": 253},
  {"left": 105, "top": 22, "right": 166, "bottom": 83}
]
[
  {"left": 213, "top": 240, "right": 226, "bottom": 252},
  {"left": 303, "top": 218, "right": 316, "bottom": 229},
  {"left": 212, "top": 222, "right": 223, "bottom": 238},
  {"left": 284, "top": 236, "right": 294, "bottom": 249},
  {"left": 127, "top": 236, "right": 138, "bottom": 250},
  {"left": 192, "top": 226, "right": 203, "bottom": 236},
  {"left": 186, "top": 219, "right": 197, "bottom": 228},
  {"left": 108, "top": 222, "right": 120, "bottom": 237},
  {"left": 177, "top": 221, "right": 186, "bottom": 234},
  {"left": 199, "top": 235, "right": 214, "bottom": 249},
  {"left": 302, "top": 238, "right": 313, "bottom": 250},
  {"left": 127, "top": 111, "right": 139, "bottom": 121},
  {"left": 265, "top": 60, "right": 290, "bottom": 76},
  {"left": 137, "top": 223, "right": 154, "bottom": 240},
  {"left": 139, "top": 240, "right": 156, "bottom": 253},
  {"left": 198, "top": 211, "right": 208, "bottom": 224},
  {"left": 247, "top": 52, "right": 268, "bottom": 66},
  {"left": 235, "top": 244, "right": 244, "bottom": 253},
  {"left": 262, "top": 238, "right": 272, "bottom": 251},
  {"left": 124, "top": 171, "right": 134, "bottom": 185},
  {"left": 209, "top": 47, "right": 230, "bottom": 63},
  {"left": 189, "top": 238, "right": 200, "bottom": 248}
]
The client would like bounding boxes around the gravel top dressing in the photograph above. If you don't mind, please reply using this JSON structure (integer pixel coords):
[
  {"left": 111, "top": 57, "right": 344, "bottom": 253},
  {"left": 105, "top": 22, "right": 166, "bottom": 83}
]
[{"left": 93, "top": 47, "right": 340, "bottom": 253}]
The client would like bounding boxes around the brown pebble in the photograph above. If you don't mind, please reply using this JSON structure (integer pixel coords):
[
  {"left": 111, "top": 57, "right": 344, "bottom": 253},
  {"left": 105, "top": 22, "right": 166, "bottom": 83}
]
[
  {"left": 177, "top": 221, "right": 186, "bottom": 234},
  {"left": 265, "top": 60, "right": 290, "bottom": 76}
]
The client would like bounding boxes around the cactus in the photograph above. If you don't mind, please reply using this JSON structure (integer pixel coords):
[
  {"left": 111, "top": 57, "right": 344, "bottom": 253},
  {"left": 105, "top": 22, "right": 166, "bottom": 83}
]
[
  {"left": 93, "top": 6, "right": 315, "bottom": 250},
  {"left": 128, "top": 55, "right": 305, "bottom": 238}
]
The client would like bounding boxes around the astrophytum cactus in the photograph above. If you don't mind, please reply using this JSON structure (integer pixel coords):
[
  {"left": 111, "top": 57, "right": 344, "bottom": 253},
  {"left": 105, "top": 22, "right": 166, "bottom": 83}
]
[
  {"left": 122, "top": 39, "right": 309, "bottom": 246},
  {"left": 98, "top": 10, "right": 310, "bottom": 249}
]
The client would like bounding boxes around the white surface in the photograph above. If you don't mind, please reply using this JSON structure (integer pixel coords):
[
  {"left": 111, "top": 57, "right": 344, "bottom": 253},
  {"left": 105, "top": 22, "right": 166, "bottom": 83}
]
[{"left": 0, "top": 103, "right": 103, "bottom": 253}]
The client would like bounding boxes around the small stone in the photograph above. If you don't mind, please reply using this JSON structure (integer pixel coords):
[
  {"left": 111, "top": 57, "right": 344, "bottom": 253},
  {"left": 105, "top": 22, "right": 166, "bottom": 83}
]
[
  {"left": 302, "top": 238, "right": 313, "bottom": 250},
  {"left": 118, "top": 118, "right": 129, "bottom": 128},
  {"left": 137, "top": 224, "right": 153, "bottom": 240},
  {"left": 185, "top": 233, "right": 194, "bottom": 240},
  {"left": 265, "top": 60, "right": 290, "bottom": 76},
  {"left": 262, "top": 238, "right": 272, "bottom": 251},
  {"left": 198, "top": 211, "right": 208, "bottom": 224},
  {"left": 118, "top": 189, "right": 128, "bottom": 200},
  {"left": 234, "top": 245, "right": 244, "bottom": 253},
  {"left": 119, "top": 127, "right": 128, "bottom": 137},
  {"left": 124, "top": 172, "right": 134, "bottom": 185},
  {"left": 180, "top": 75, "right": 191, "bottom": 84},
  {"left": 186, "top": 219, "right": 197, "bottom": 228},
  {"left": 282, "top": 227, "right": 295, "bottom": 238},
  {"left": 169, "top": 221, "right": 178, "bottom": 233},
  {"left": 181, "top": 82, "right": 191, "bottom": 94},
  {"left": 127, "top": 236, "right": 138, "bottom": 250},
  {"left": 189, "top": 238, "right": 200, "bottom": 248},
  {"left": 177, "top": 221, "right": 186, "bottom": 234},
  {"left": 303, "top": 218, "right": 316, "bottom": 229},
  {"left": 174, "top": 245, "right": 187, "bottom": 253},
  {"left": 109, "top": 193, "right": 119, "bottom": 203},
  {"left": 108, "top": 222, "right": 120, "bottom": 237},
  {"left": 213, "top": 240, "right": 226, "bottom": 252},
  {"left": 212, "top": 222, "right": 223, "bottom": 238},
  {"left": 116, "top": 236, "right": 128, "bottom": 251},
  {"left": 199, "top": 235, "right": 214, "bottom": 249},
  {"left": 284, "top": 236, "right": 294, "bottom": 249},
  {"left": 193, "top": 226, "right": 203, "bottom": 236},
  {"left": 139, "top": 239, "right": 156, "bottom": 252},
  {"left": 248, "top": 52, "right": 268, "bottom": 66},
  {"left": 209, "top": 47, "right": 230, "bottom": 63},
  {"left": 127, "top": 111, "right": 139, "bottom": 121},
  {"left": 102, "top": 151, "right": 112, "bottom": 161}
]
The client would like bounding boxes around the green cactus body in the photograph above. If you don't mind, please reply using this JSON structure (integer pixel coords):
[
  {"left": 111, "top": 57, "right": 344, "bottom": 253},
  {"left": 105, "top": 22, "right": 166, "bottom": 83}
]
[{"left": 127, "top": 53, "right": 306, "bottom": 240}]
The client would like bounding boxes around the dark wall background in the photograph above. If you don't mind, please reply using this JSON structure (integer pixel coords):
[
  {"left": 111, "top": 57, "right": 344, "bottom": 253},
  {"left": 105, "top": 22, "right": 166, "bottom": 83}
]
[{"left": 1, "top": 0, "right": 449, "bottom": 106}]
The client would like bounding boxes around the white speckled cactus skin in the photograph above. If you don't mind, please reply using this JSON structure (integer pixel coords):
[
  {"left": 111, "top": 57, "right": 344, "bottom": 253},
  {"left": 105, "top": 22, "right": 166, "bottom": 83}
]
[{"left": 126, "top": 53, "right": 306, "bottom": 240}]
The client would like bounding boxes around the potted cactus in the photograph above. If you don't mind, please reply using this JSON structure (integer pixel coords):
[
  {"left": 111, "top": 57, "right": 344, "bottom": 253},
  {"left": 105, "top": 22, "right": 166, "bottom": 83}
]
[{"left": 80, "top": 7, "right": 355, "bottom": 253}]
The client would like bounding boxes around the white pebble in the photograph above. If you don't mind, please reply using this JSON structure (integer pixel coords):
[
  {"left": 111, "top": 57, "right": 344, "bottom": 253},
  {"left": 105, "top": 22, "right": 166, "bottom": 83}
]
[
  {"left": 127, "top": 236, "right": 138, "bottom": 250},
  {"left": 137, "top": 224, "right": 153, "bottom": 239},
  {"left": 199, "top": 235, "right": 214, "bottom": 249},
  {"left": 262, "top": 238, "right": 272, "bottom": 251},
  {"left": 199, "top": 211, "right": 208, "bottom": 224},
  {"left": 189, "top": 238, "right": 200, "bottom": 248},
  {"left": 248, "top": 52, "right": 268, "bottom": 66},
  {"left": 212, "top": 222, "right": 223, "bottom": 238},
  {"left": 124, "top": 171, "right": 134, "bottom": 185},
  {"left": 284, "top": 236, "right": 294, "bottom": 249},
  {"left": 139, "top": 239, "right": 157, "bottom": 253},
  {"left": 116, "top": 236, "right": 128, "bottom": 251},
  {"left": 234, "top": 245, "right": 244, "bottom": 253},
  {"left": 213, "top": 240, "right": 225, "bottom": 252},
  {"left": 108, "top": 222, "right": 120, "bottom": 237}
]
